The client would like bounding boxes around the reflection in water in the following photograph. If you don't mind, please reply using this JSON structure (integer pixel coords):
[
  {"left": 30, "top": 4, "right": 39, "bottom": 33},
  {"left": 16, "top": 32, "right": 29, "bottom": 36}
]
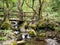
[{"left": 45, "top": 38, "right": 59, "bottom": 45}]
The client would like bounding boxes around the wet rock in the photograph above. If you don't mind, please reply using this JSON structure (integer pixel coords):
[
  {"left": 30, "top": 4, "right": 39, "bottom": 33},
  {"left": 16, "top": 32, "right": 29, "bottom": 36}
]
[
  {"left": 46, "top": 31, "right": 57, "bottom": 38},
  {"left": 56, "top": 39, "right": 60, "bottom": 43}
]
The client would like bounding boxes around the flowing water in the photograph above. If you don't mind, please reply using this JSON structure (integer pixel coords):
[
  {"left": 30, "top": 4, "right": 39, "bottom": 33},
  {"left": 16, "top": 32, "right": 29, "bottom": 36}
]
[
  {"left": 45, "top": 38, "right": 59, "bottom": 45},
  {"left": 0, "top": 38, "right": 60, "bottom": 45}
]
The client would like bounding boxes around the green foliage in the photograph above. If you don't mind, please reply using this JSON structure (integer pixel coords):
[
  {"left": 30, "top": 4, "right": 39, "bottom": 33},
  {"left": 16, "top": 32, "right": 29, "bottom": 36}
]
[
  {"left": 0, "top": 1, "right": 3, "bottom": 7},
  {"left": 0, "top": 37, "right": 7, "bottom": 41},
  {"left": 55, "top": 27, "right": 60, "bottom": 31},
  {"left": 0, "top": 21, "right": 2, "bottom": 26},
  {"left": 0, "top": 30, "right": 13, "bottom": 41},
  {"left": 1, "top": 19, "right": 12, "bottom": 30}
]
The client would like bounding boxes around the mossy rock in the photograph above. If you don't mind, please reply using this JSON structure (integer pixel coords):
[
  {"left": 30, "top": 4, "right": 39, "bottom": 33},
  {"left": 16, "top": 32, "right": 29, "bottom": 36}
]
[
  {"left": 29, "top": 29, "right": 37, "bottom": 37},
  {"left": 39, "top": 33, "right": 46, "bottom": 37},
  {"left": 19, "top": 21, "right": 28, "bottom": 29},
  {"left": 29, "top": 24, "right": 37, "bottom": 29},
  {"left": 11, "top": 41, "right": 17, "bottom": 45},
  {"left": 38, "top": 21, "right": 46, "bottom": 27},
  {"left": 22, "top": 21, "right": 27, "bottom": 27},
  {"left": 1, "top": 19, "right": 12, "bottom": 30}
]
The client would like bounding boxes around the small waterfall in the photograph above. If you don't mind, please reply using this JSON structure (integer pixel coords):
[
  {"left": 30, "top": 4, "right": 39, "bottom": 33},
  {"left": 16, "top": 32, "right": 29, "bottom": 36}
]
[{"left": 45, "top": 38, "right": 59, "bottom": 45}]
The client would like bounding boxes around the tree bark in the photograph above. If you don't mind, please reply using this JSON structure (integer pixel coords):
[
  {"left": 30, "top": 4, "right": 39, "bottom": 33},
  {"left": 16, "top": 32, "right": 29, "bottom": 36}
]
[
  {"left": 5, "top": 0, "right": 9, "bottom": 20},
  {"left": 38, "top": 0, "right": 44, "bottom": 20},
  {"left": 18, "top": 0, "right": 23, "bottom": 21}
]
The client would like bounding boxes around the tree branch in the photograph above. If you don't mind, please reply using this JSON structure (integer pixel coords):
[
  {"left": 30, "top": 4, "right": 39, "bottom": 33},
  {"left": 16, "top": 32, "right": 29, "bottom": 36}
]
[{"left": 25, "top": 0, "right": 38, "bottom": 15}]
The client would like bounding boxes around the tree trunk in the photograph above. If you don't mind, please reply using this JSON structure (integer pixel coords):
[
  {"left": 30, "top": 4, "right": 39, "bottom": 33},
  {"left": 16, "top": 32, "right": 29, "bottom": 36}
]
[
  {"left": 38, "top": 0, "right": 43, "bottom": 20},
  {"left": 5, "top": 0, "right": 9, "bottom": 20},
  {"left": 18, "top": 0, "right": 23, "bottom": 21}
]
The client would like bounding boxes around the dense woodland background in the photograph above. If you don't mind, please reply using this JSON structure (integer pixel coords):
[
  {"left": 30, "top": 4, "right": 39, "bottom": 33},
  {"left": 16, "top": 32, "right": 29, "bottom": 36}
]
[{"left": 0, "top": 0, "right": 60, "bottom": 45}]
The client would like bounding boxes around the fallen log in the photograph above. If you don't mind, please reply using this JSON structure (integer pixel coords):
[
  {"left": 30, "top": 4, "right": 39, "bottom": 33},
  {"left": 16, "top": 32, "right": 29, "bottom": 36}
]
[{"left": 17, "top": 40, "right": 26, "bottom": 45}]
